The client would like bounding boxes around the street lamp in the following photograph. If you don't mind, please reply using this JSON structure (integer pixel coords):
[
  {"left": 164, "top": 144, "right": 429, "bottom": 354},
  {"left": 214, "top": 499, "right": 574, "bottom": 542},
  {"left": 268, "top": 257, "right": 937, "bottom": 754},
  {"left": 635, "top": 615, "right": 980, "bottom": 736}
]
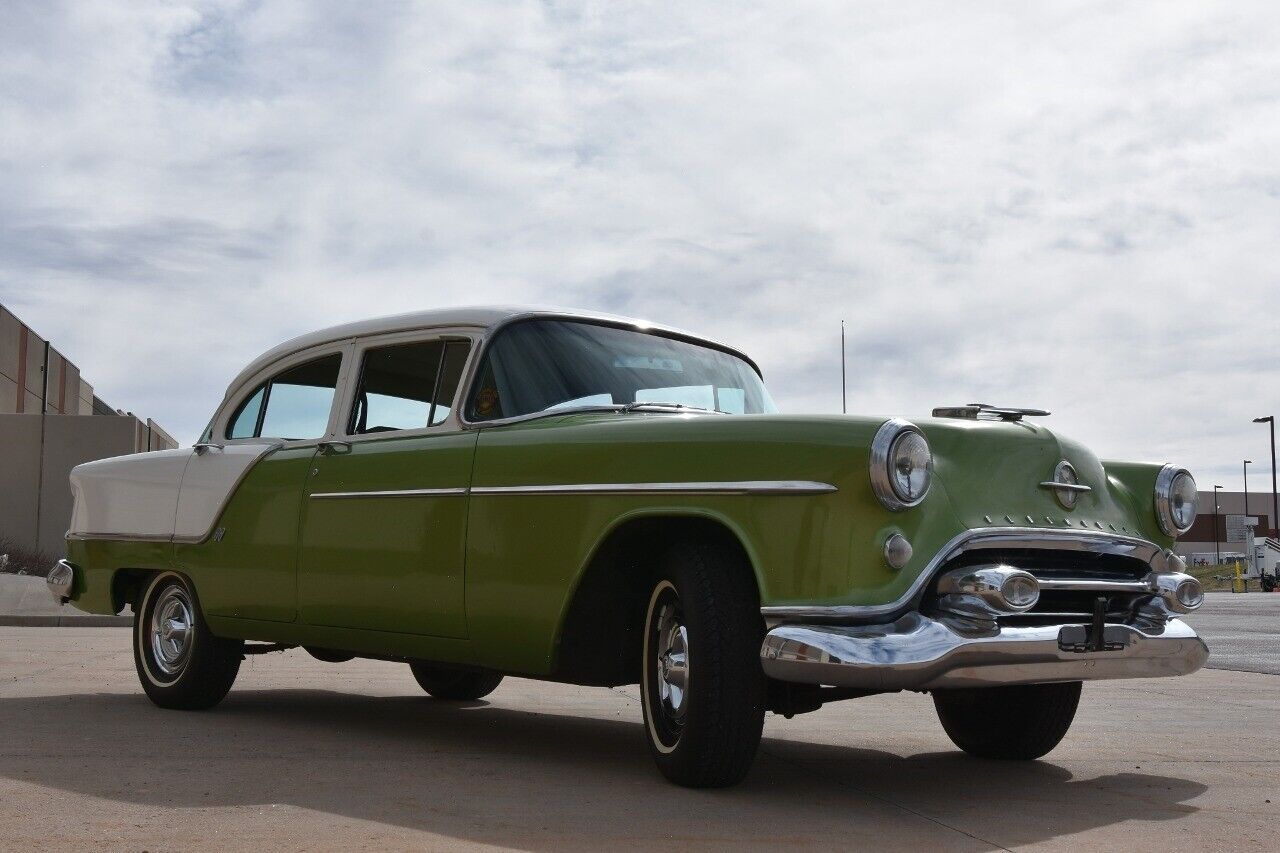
[
  {"left": 1213, "top": 485, "right": 1223, "bottom": 565},
  {"left": 1255, "top": 416, "right": 1277, "bottom": 540},
  {"left": 1244, "top": 460, "right": 1253, "bottom": 518}
]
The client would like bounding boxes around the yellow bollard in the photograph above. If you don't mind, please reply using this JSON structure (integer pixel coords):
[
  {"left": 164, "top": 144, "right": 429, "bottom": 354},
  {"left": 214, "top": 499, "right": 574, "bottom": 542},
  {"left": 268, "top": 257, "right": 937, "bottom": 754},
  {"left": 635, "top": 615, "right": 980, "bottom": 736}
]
[{"left": 1233, "top": 561, "right": 1245, "bottom": 594}]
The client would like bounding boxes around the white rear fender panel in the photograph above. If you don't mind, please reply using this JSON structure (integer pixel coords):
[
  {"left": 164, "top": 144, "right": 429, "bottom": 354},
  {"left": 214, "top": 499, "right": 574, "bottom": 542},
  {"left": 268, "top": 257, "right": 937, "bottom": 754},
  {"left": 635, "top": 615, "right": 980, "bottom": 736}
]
[
  {"left": 68, "top": 442, "right": 279, "bottom": 543},
  {"left": 69, "top": 449, "right": 192, "bottom": 541}
]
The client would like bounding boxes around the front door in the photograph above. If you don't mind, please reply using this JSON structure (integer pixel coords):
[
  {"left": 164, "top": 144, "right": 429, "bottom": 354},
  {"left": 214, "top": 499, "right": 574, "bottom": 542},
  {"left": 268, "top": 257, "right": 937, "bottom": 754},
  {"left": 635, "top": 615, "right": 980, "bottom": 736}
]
[{"left": 297, "top": 334, "right": 476, "bottom": 638}]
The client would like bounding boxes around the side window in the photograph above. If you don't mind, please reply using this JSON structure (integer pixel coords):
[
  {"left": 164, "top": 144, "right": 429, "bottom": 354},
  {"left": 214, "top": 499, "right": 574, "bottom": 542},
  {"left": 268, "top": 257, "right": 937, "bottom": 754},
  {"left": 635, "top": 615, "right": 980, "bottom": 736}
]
[
  {"left": 430, "top": 341, "right": 472, "bottom": 426},
  {"left": 348, "top": 339, "right": 473, "bottom": 434},
  {"left": 227, "top": 386, "right": 265, "bottom": 439},
  {"left": 224, "top": 353, "right": 342, "bottom": 441}
]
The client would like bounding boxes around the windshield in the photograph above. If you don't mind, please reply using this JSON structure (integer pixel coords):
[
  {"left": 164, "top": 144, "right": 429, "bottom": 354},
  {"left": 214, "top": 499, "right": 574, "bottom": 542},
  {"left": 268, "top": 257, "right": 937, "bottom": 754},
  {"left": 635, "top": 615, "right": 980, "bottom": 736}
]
[{"left": 466, "top": 319, "right": 776, "bottom": 422}]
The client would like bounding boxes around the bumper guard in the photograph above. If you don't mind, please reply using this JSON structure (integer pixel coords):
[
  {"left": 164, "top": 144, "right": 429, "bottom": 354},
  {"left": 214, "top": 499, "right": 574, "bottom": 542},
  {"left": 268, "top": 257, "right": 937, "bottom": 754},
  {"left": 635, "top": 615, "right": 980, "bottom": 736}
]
[{"left": 46, "top": 559, "right": 76, "bottom": 605}]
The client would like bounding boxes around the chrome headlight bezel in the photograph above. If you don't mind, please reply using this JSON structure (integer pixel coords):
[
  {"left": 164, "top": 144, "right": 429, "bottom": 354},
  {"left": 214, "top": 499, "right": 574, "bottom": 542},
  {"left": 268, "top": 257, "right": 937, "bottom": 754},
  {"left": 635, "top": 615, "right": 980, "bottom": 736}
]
[
  {"left": 1154, "top": 464, "right": 1197, "bottom": 537},
  {"left": 870, "top": 418, "right": 933, "bottom": 511}
]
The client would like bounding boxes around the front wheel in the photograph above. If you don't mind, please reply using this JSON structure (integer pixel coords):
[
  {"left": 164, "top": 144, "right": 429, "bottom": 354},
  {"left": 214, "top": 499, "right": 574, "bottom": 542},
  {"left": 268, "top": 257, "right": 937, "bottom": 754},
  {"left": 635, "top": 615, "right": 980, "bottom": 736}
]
[
  {"left": 933, "top": 681, "right": 1082, "bottom": 760},
  {"left": 640, "top": 542, "right": 766, "bottom": 788},
  {"left": 133, "top": 572, "right": 243, "bottom": 710}
]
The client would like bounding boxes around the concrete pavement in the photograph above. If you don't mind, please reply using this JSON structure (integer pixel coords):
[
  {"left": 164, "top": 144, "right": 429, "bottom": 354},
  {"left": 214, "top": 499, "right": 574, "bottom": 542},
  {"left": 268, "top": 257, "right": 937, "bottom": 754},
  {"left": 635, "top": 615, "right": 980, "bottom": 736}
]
[
  {"left": 1, "top": 626, "right": 1277, "bottom": 851},
  {"left": 1184, "top": 594, "right": 1280, "bottom": 675},
  {"left": 0, "top": 573, "right": 130, "bottom": 626}
]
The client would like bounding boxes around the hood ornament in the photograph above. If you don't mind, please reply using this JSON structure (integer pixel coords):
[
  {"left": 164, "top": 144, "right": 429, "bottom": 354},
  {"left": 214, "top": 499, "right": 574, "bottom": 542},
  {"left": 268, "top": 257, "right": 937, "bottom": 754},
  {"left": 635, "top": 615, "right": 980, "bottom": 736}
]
[{"left": 932, "top": 403, "right": 1051, "bottom": 422}]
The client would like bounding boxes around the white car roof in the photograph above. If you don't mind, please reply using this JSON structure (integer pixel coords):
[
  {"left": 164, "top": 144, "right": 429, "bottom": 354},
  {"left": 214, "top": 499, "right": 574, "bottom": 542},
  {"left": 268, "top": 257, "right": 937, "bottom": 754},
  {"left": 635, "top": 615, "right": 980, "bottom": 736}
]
[{"left": 227, "top": 305, "right": 757, "bottom": 398}]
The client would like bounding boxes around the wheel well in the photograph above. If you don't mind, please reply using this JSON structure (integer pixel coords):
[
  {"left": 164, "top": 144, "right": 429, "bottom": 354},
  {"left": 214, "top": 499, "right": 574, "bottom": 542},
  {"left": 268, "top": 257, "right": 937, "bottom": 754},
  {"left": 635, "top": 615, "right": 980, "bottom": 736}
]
[
  {"left": 552, "top": 515, "right": 758, "bottom": 687},
  {"left": 111, "top": 568, "right": 157, "bottom": 614}
]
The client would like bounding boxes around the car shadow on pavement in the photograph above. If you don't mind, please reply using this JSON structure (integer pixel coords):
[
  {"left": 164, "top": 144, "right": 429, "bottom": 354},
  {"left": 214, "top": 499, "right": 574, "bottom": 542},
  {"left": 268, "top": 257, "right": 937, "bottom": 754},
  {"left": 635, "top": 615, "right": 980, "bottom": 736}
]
[{"left": 0, "top": 688, "right": 1207, "bottom": 849}]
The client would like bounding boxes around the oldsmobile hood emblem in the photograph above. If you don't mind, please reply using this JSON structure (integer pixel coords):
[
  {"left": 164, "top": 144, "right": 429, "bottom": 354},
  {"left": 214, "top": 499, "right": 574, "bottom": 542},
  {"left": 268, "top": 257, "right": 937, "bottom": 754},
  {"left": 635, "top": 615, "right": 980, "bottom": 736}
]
[{"left": 1039, "top": 460, "right": 1091, "bottom": 509}]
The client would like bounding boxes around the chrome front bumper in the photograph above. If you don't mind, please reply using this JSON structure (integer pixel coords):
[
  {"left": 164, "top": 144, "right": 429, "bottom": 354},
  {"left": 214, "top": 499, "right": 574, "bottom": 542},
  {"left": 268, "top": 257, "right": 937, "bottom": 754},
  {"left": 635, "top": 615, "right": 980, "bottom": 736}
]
[{"left": 760, "top": 612, "right": 1208, "bottom": 691}]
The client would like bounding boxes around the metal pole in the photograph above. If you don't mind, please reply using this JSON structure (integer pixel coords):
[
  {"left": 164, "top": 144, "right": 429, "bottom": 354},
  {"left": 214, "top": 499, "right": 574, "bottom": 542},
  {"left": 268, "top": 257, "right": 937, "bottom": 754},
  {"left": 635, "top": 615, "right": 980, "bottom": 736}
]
[
  {"left": 1272, "top": 418, "right": 1278, "bottom": 540},
  {"left": 33, "top": 341, "right": 50, "bottom": 559},
  {"left": 1244, "top": 460, "right": 1251, "bottom": 518},
  {"left": 1213, "top": 485, "right": 1222, "bottom": 565},
  {"left": 840, "top": 320, "right": 847, "bottom": 415},
  {"left": 1256, "top": 416, "right": 1278, "bottom": 540},
  {"left": 1244, "top": 460, "right": 1254, "bottom": 578}
]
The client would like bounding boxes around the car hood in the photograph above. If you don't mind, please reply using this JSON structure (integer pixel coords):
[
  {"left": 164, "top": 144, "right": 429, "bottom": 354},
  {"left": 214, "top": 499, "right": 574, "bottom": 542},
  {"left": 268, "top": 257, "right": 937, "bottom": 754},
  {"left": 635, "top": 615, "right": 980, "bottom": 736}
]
[{"left": 917, "top": 417, "right": 1157, "bottom": 541}]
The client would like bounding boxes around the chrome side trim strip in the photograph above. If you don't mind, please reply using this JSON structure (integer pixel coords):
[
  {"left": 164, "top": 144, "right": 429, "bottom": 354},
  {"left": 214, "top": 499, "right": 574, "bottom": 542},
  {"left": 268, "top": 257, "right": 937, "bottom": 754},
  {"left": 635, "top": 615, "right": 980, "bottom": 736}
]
[
  {"left": 309, "top": 487, "right": 468, "bottom": 499},
  {"left": 469, "top": 480, "right": 837, "bottom": 496},
  {"left": 1038, "top": 481, "right": 1092, "bottom": 492},
  {"left": 66, "top": 532, "right": 177, "bottom": 543},
  {"left": 68, "top": 480, "right": 835, "bottom": 544},
  {"left": 760, "top": 527, "right": 1169, "bottom": 624}
]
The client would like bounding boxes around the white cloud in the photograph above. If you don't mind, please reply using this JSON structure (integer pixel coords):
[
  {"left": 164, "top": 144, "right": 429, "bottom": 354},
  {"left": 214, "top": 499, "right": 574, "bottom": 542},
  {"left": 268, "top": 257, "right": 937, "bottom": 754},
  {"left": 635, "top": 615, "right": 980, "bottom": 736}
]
[{"left": 1, "top": 0, "right": 1277, "bottom": 485}]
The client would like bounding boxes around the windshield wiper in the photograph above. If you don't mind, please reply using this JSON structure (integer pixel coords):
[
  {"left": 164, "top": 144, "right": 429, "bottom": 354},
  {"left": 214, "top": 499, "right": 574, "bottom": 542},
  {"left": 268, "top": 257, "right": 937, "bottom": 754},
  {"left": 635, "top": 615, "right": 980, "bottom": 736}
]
[{"left": 620, "top": 401, "right": 729, "bottom": 415}]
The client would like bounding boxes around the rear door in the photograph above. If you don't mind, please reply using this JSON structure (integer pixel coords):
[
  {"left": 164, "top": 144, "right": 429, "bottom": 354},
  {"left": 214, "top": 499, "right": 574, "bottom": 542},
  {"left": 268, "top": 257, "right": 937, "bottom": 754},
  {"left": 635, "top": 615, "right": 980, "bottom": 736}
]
[
  {"left": 297, "top": 331, "right": 477, "bottom": 638},
  {"left": 178, "top": 346, "right": 350, "bottom": 623}
]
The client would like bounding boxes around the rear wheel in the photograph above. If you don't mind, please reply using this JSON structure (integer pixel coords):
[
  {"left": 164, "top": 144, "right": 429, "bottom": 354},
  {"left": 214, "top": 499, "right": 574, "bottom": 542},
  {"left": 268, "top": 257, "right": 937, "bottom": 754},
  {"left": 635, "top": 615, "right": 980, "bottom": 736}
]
[
  {"left": 133, "top": 572, "right": 242, "bottom": 710},
  {"left": 933, "top": 681, "right": 1082, "bottom": 760},
  {"left": 409, "top": 663, "right": 503, "bottom": 700},
  {"left": 640, "top": 542, "right": 765, "bottom": 788}
]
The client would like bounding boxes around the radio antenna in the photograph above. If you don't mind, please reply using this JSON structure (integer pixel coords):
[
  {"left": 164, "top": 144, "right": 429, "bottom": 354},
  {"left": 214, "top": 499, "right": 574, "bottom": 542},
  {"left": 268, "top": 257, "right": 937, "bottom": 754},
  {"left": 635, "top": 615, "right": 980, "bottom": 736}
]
[{"left": 841, "top": 320, "right": 847, "bottom": 414}]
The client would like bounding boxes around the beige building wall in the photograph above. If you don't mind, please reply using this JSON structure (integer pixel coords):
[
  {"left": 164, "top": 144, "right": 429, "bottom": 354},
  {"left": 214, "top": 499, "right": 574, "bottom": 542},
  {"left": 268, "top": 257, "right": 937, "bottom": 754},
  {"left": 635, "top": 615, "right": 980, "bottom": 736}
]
[
  {"left": 78, "top": 378, "right": 94, "bottom": 416},
  {"left": 0, "top": 304, "right": 49, "bottom": 415},
  {"left": 0, "top": 414, "right": 150, "bottom": 558},
  {"left": 0, "top": 304, "right": 180, "bottom": 558}
]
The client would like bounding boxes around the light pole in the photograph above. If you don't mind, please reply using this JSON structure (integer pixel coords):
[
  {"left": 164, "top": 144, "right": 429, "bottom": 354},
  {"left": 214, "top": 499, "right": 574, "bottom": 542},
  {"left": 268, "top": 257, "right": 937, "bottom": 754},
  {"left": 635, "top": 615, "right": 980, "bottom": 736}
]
[
  {"left": 1213, "top": 485, "right": 1223, "bottom": 565},
  {"left": 1255, "top": 416, "right": 1277, "bottom": 540},
  {"left": 1244, "top": 460, "right": 1252, "bottom": 518}
]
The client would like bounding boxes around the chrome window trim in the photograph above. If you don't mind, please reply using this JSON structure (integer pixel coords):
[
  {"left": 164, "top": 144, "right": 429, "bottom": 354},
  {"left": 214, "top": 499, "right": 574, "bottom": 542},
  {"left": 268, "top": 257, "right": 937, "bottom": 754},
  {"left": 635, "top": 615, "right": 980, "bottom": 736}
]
[
  {"left": 456, "top": 312, "right": 763, "bottom": 431},
  {"left": 334, "top": 327, "right": 481, "bottom": 440},
  {"left": 1154, "top": 463, "right": 1194, "bottom": 537},
  {"left": 868, "top": 418, "right": 929, "bottom": 511},
  {"left": 760, "top": 526, "right": 1170, "bottom": 624},
  {"left": 214, "top": 340, "right": 356, "bottom": 445}
]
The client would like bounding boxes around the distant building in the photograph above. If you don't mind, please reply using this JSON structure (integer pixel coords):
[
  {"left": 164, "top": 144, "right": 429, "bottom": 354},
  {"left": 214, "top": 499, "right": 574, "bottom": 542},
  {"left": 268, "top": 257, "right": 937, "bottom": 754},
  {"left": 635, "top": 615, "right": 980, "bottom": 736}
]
[
  {"left": 1175, "top": 489, "right": 1278, "bottom": 568},
  {"left": 1, "top": 304, "right": 177, "bottom": 561}
]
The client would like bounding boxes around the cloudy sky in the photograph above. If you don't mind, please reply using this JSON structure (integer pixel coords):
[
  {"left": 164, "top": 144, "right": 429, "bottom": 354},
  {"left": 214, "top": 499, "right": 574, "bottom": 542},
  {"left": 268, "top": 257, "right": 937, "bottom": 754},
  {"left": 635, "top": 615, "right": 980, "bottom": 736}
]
[{"left": 1, "top": 1, "right": 1277, "bottom": 487}]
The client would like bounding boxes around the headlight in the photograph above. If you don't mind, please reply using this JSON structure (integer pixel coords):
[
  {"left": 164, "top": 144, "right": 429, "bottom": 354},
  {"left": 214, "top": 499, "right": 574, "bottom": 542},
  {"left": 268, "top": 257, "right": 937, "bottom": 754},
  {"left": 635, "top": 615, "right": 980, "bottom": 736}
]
[
  {"left": 1154, "top": 465, "right": 1197, "bottom": 536},
  {"left": 870, "top": 419, "right": 933, "bottom": 510}
]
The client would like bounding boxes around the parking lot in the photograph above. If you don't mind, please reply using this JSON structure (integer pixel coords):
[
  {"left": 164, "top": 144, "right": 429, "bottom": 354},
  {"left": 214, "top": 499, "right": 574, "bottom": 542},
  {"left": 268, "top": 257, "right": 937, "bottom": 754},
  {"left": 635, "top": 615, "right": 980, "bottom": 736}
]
[{"left": 1, "top": 597, "right": 1276, "bottom": 850}]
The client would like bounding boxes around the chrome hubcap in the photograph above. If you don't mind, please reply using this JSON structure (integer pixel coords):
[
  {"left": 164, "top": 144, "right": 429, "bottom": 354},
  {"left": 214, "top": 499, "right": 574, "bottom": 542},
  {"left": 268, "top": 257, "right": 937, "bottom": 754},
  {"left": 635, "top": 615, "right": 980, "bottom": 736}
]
[
  {"left": 654, "top": 603, "right": 689, "bottom": 720},
  {"left": 149, "top": 586, "right": 193, "bottom": 677}
]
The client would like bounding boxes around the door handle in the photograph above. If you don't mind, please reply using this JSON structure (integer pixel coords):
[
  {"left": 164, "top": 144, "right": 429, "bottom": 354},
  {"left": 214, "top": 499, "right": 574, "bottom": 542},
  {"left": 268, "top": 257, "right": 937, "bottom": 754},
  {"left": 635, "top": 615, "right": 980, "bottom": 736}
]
[
  {"left": 317, "top": 440, "right": 352, "bottom": 455},
  {"left": 193, "top": 441, "right": 224, "bottom": 454}
]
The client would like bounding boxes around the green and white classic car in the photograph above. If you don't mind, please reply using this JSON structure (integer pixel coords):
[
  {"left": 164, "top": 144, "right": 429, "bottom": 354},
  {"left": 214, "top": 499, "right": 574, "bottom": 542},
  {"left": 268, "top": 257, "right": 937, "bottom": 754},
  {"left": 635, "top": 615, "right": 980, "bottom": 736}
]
[{"left": 50, "top": 307, "right": 1208, "bottom": 788}]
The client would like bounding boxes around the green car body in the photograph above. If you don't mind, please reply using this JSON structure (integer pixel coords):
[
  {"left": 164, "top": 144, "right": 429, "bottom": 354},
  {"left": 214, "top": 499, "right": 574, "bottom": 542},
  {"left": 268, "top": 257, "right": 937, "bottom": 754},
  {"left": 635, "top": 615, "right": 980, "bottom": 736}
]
[
  {"left": 66, "top": 411, "right": 1174, "bottom": 677},
  {"left": 52, "top": 306, "right": 1209, "bottom": 785}
]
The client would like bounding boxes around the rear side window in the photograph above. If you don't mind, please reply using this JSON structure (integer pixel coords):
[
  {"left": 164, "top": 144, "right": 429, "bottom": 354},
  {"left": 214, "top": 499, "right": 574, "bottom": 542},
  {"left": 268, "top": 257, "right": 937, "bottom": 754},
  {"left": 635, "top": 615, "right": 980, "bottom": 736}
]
[
  {"left": 225, "top": 353, "right": 342, "bottom": 441},
  {"left": 348, "top": 339, "right": 472, "bottom": 434},
  {"left": 227, "top": 386, "right": 265, "bottom": 439}
]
